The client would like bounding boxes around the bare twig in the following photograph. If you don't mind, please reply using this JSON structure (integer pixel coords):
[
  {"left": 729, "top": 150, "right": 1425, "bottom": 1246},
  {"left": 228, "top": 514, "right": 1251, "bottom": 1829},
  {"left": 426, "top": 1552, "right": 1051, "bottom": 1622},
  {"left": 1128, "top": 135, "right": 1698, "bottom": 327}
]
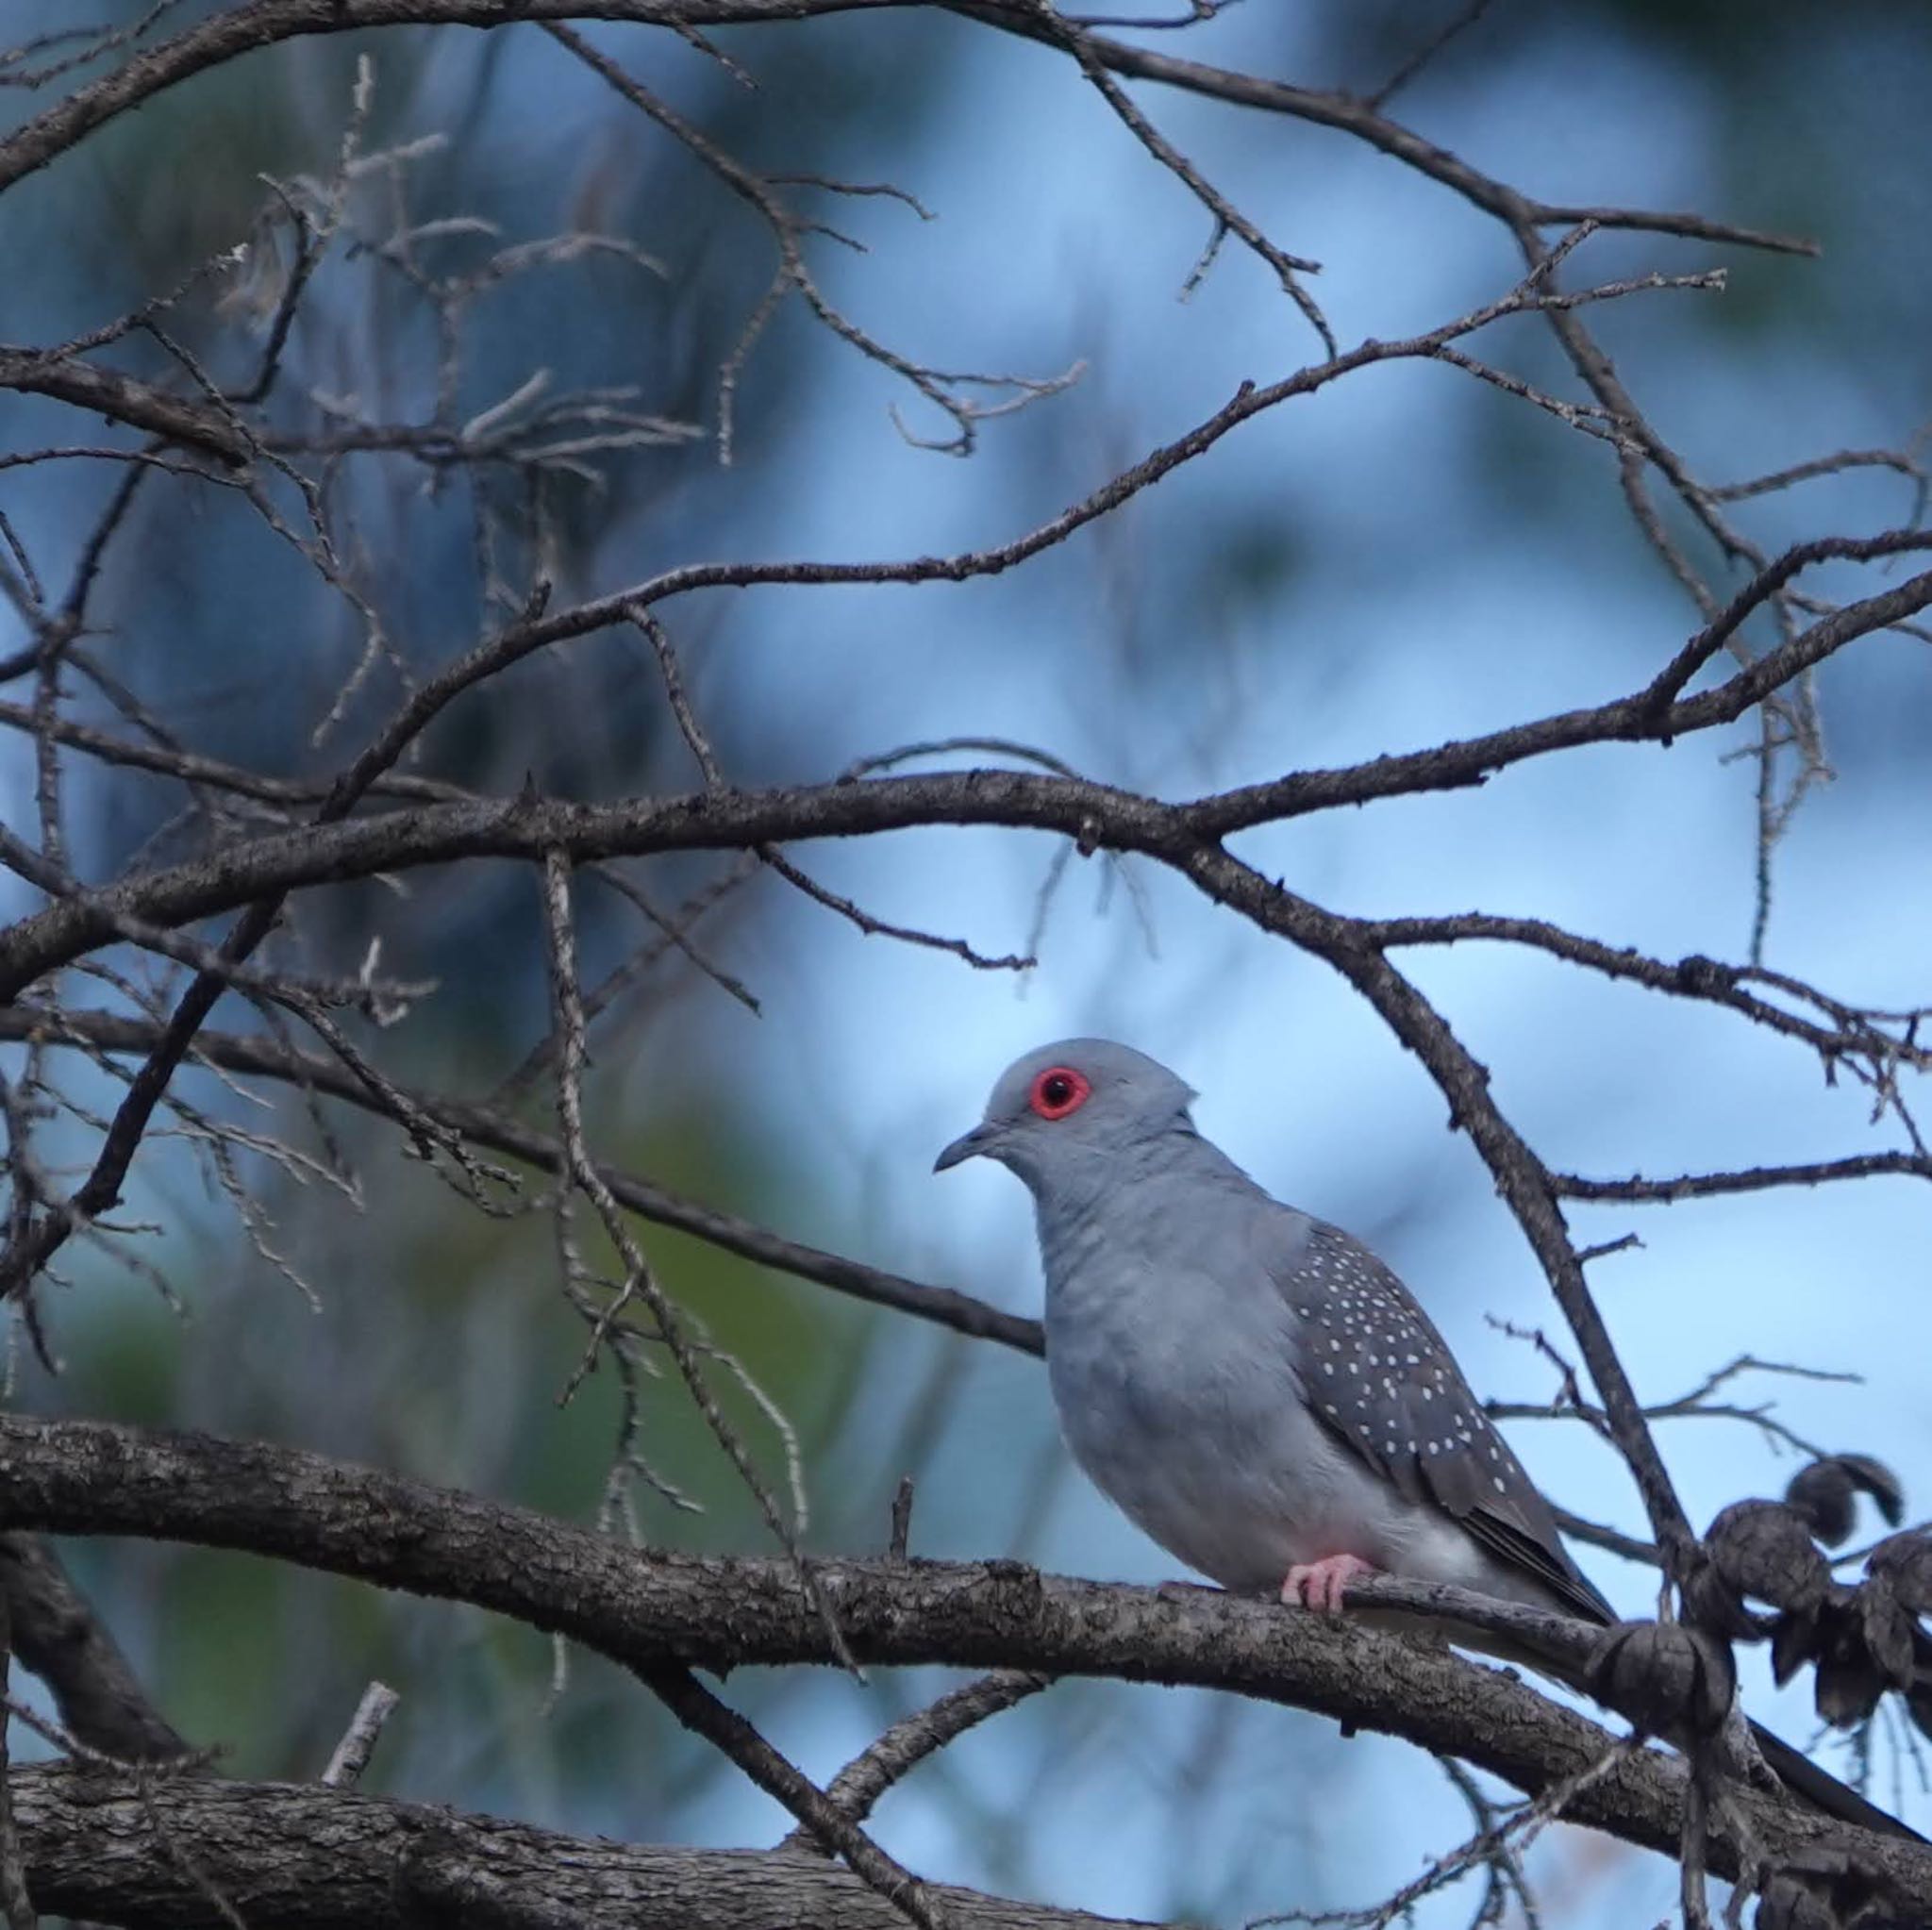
[
  {"left": 320, "top": 1680, "right": 399, "bottom": 1787},
  {"left": 788, "top": 1670, "right": 1054, "bottom": 1844},
  {"left": 643, "top": 1663, "right": 945, "bottom": 1930}
]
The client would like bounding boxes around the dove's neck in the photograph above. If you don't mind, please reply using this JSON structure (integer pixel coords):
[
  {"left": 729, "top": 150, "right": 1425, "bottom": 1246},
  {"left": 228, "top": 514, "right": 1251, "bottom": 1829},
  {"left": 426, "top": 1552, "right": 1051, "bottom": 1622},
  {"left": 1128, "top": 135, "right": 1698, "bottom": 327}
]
[{"left": 1028, "top": 1122, "right": 1263, "bottom": 1289}]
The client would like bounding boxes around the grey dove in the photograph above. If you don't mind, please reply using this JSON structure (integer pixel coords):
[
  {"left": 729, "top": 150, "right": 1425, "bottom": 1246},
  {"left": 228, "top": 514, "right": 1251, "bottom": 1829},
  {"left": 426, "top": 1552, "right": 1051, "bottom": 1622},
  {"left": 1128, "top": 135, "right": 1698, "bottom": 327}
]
[{"left": 936, "top": 1037, "right": 1915, "bottom": 1839}]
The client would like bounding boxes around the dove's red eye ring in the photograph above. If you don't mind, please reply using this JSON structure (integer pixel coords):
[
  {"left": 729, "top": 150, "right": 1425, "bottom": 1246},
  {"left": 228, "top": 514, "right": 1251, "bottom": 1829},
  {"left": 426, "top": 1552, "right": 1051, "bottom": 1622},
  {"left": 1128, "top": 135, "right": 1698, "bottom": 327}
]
[{"left": 1028, "top": 1066, "right": 1091, "bottom": 1121}]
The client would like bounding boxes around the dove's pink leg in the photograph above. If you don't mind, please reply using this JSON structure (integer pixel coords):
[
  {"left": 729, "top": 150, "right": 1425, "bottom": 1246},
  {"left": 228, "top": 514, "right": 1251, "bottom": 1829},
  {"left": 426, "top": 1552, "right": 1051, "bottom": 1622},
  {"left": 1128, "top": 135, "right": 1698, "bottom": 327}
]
[{"left": 1282, "top": 1554, "right": 1377, "bottom": 1615}]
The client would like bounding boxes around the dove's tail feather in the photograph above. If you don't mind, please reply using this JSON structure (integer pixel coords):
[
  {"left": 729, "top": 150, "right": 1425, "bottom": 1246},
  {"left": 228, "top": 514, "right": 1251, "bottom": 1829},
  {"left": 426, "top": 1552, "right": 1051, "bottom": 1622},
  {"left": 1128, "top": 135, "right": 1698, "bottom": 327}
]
[{"left": 1746, "top": 1719, "right": 1923, "bottom": 1841}]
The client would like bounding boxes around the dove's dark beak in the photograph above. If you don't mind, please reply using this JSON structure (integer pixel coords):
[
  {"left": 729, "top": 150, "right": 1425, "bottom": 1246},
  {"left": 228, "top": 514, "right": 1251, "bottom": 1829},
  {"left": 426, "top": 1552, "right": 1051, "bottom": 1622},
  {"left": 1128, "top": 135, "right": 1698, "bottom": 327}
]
[{"left": 934, "top": 1123, "right": 999, "bottom": 1173}]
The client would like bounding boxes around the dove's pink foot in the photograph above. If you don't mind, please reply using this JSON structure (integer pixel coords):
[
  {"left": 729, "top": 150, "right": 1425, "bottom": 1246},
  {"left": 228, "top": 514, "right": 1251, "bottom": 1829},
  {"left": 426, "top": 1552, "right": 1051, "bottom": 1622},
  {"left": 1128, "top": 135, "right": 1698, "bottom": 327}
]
[{"left": 1281, "top": 1554, "right": 1377, "bottom": 1615}]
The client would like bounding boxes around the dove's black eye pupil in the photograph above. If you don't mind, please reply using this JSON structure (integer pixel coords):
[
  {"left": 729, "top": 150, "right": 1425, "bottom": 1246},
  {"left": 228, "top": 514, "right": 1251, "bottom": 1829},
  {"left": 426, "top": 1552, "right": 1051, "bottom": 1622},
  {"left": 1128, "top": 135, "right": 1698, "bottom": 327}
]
[{"left": 1042, "top": 1074, "right": 1073, "bottom": 1106}]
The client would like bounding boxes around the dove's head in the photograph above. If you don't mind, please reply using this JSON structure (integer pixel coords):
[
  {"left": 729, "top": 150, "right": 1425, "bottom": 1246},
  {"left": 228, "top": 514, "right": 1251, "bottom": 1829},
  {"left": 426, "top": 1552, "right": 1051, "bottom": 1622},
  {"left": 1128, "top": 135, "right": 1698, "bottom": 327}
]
[{"left": 934, "top": 1039, "right": 1197, "bottom": 1193}]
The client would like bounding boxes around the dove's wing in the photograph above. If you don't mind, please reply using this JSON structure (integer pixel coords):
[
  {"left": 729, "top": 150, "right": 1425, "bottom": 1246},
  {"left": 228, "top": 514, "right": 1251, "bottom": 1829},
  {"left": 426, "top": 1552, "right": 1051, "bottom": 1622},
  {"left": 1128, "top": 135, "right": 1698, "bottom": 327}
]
[{"left": 1259, "top": 1212, "right": 1614, "bottom": 1626}]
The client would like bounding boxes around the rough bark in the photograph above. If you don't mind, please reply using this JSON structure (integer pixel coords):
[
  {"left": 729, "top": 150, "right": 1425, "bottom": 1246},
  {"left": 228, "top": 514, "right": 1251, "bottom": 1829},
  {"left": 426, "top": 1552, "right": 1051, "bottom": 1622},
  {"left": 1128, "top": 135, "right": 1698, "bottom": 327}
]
[{"left": 10, "top": 1765, "right": 1157, "bottom": 1930}]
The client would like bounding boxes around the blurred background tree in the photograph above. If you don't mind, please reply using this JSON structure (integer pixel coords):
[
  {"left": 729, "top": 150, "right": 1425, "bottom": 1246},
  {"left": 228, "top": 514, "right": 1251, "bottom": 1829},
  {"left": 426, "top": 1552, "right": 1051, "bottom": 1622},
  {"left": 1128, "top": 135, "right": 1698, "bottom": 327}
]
[{"left": 2, "top": 3, "right": 1930, "bottom": 1926}]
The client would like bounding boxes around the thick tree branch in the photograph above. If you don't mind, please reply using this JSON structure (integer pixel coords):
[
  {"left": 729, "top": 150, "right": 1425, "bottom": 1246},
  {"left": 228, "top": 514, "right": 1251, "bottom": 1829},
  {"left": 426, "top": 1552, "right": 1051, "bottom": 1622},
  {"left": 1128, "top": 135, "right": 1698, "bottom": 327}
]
[
  {"left": 0, "top": 1415, "right": 1927, "bottom": 1902},
  {"left": 0, "top": 772, "right": 1137, "bottom": 999},
  {"left": 9, "top": 1764, "right": 1156, "bottom": 1930}
]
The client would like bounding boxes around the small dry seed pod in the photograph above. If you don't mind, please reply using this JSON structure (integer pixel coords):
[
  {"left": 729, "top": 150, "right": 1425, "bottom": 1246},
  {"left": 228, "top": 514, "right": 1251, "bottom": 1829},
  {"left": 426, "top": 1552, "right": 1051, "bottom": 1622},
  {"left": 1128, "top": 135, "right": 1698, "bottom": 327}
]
[
  {"left": 1586, "top": 1619, "right": 1735, "bottom": 1739},
  {"left": 1863, "top": 1527, "right": 1932, "bottom": 1615},
  {"left": 1812, "top": 1591, "right": 1888, "bottom": 1729},
  {"left": 1786, "top": 1455, "right": 1905, "bottom": 1549}
]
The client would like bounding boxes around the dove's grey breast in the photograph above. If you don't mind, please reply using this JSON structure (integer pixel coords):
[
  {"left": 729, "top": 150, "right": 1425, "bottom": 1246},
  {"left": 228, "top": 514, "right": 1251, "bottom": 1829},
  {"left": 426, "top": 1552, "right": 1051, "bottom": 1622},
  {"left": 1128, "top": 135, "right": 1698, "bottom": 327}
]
[{"left": 1037, "top": 1142, "right": 1508, "bottom": 1601}]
